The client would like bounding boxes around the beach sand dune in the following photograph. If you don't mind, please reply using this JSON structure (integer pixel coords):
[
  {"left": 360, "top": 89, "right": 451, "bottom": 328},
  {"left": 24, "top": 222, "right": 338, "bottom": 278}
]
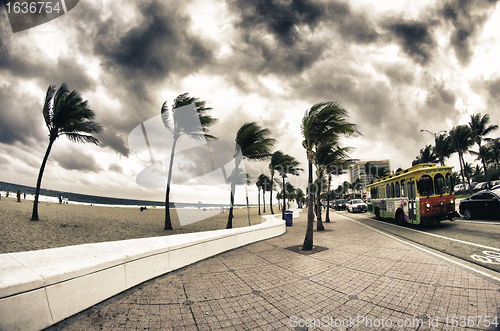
[{"left": 0, "top": 197, "right": 276, "bottom": 254}]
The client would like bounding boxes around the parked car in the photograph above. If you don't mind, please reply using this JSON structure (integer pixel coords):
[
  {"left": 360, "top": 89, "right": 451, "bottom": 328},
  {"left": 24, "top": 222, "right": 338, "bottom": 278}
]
[
  {"left": 334, "top": 199, "right": 348, "bottom": 211},
  {"left": 459, "top": 188, "right": 500, "bottom": 220},
  {"left": 473, "top": 182, "right": 488, "bottom": 192},
  {"left": 347, "top": 199, "right": 368, "bottom": 213}
]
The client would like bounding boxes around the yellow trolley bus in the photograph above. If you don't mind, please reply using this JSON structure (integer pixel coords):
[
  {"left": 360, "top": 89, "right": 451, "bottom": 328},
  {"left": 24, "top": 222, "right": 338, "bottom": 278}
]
[{"left": 366, "top": 163, "right": 459, "bottom": 225}]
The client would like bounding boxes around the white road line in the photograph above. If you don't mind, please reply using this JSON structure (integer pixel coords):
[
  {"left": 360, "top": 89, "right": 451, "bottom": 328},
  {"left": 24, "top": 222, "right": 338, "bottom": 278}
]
[
  {"left": 336, "top": 213, "right": 500, "bottom": 284},
  {"left": 455, "top": 220, "right": 500, "bottom": 225},
  {"left": 352, "top": 213, "right": 500, "bottom": 252}
]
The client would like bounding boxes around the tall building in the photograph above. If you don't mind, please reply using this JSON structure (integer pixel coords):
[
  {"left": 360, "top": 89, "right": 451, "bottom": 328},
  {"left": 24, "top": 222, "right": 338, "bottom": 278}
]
[{"left": 349, "top": 160, "right": 391, "bottom": 190}]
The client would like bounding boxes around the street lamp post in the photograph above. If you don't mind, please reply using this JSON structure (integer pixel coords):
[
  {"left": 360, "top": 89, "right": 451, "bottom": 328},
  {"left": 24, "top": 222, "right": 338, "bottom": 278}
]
[
  {"left": 280, "top": 171, "right": 287, "bottom": 220},
  {"left": 420, "top": 129, "right": 447, "bottom": 144}
]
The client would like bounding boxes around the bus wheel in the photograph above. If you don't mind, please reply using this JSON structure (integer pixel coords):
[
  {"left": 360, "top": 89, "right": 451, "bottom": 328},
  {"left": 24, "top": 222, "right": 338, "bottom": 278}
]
[
  {"left": 463, "top": 209, "right": 472, "bottom": 220},
  {"left": 396, "top": 210, "right": 406, "bottom": 226}
]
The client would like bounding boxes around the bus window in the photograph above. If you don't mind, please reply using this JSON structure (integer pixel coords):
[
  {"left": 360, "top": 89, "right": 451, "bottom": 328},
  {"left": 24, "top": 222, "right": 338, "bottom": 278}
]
[
  {"left": 386, "top": 184, "right": 390, "bottom": 198},
  {"left": 391, "top": 183, "right": 395, "bottom": 198},
  {"left": 395, "top": 181, "right": 400, "bottom": 198},
  {"left": 401, "top": 180, "right": 406, "bottom": 197},
  {"left": 434, "top": 174, "right": 446, "bottom": 195},
  {"left": 446, "top": 173, "right": 454, "bottom": 193},
  {"left": 417, "top": 175, "right": 434, "bottom": 197},
  {"left": 375, "top": 187, "right": 379, "bottom": 199}
]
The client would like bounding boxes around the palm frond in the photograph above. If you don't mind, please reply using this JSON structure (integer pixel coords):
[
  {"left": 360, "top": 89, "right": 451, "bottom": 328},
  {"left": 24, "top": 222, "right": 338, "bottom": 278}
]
[{"left": 43, "top": 85, "right": 56, "bottom": 130}]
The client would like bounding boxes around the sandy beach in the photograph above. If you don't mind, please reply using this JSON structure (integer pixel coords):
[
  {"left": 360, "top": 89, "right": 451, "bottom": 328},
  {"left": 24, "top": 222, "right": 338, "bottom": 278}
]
[{"left": 0, "top": 197, "right": 277, "bottom": 254}]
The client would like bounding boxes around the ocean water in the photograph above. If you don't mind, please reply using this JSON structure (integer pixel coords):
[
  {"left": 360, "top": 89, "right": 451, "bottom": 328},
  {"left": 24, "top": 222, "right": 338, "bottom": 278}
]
[{"left": 0, "top": 181, "right": 235, "bottom": 209}]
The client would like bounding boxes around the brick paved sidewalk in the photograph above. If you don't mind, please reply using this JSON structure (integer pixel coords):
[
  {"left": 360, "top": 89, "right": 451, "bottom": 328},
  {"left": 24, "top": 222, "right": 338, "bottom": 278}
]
[{"left": 48, "top": 210, "right": 500, "bottom": 331}]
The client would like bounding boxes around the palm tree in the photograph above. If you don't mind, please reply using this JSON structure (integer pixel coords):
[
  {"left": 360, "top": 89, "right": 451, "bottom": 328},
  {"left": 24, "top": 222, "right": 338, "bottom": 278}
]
[
  {"left": 434, "top": 133, "right": 454, "bottom": 166},
  {"left": 324, "top": 153, "right": 352, "bottom": 222},
  {"left": 161, "top": 93, "right": 217, "bottom": 230},
  {"left": 285, "top": 182, "right": 296, "bottom": 208},
  {"left": 486, "top": 138, "right": 500, "bottom": 168},
  {"left": 296, "top": 188, "right": 305, "bottom": 207},
  {"left": 268, "top": 151, "right": 301, "bottom": 214},
  {"left": 226, "top": 122, "right": 275, "bottom": 229},
  {"left": 469, "top": 113, "right": 498, "bottom": 187},
  {"left": 314, "top": 142, "right": 354, "bottom": 224},
  {"left": 449, "top": 125, "right": 474, "bottom": 194},
  {"left": 301, "top": 102, "right": 360, "bottom": 250},
  {"left": 256, "top": 174, "right": 271, "bottom": 215},
  {"left": 31, "top": 83, "right": 102, "bottom": 221},
  {"left": 412, "top": 145, "right": 438, "bottom": 166}
]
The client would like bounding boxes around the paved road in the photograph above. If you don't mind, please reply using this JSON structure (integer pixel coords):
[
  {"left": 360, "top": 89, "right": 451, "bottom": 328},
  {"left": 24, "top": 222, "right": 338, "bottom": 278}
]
[{"left": 334, "top": 210, "right": 500, "bottom": 274}]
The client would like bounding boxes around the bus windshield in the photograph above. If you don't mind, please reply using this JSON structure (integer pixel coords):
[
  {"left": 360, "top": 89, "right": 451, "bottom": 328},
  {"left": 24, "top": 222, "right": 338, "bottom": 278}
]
[{"left": 417, "top": 175, "right": 433, "bottom": 196}]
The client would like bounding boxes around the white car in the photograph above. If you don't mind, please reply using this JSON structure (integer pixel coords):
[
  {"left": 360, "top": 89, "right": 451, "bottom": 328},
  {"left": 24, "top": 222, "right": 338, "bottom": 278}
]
[{"left": 347, "top": 199, "right": 368, "bottom": 213}]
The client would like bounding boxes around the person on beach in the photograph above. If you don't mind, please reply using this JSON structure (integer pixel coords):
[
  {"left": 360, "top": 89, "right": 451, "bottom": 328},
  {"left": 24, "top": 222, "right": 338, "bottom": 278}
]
[
  {"left": 24, "top": 193, "right": 26, "bottom": 199},
  {"left": 17, "top": 190, "right": 21, "bottom": 202},
  {"left": 6, "top": 190, "right": 9, "bottom": 197}
]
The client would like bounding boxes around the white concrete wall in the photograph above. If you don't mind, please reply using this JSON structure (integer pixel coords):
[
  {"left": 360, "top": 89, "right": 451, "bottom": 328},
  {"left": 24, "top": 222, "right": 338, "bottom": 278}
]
[{"left": 0, "top": 212, "right": 291, "bottom": 331}]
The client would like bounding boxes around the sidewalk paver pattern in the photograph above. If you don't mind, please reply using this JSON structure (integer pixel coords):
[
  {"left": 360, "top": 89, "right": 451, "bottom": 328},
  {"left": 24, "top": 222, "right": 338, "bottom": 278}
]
[{"left": 56, "top": 211, "right": 500, "bottom": 330}]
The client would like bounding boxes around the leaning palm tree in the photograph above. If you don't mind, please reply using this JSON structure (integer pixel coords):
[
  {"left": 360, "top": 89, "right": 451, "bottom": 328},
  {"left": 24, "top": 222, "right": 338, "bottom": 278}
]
[
  {"left": 449, "top": 125, "right": 474, "bottom": 194},
  {"left": 315, "top": 143, "right": 355, "bottom": 222},
  {"left": 226, "top": 122, "right": 275, "bottom": 229},
  {"left": 31, "top": 83, "right": 102, "bottom": 220},
  {"left": 301, "top": 102, "right": 360, "bottom": 250},
  {"left": 161, "top": 93, "right": 217, "bottom": 230},
  {"left": 268, "top": 151, "right": 301, "bottom": 214},
  {"left": 434, "top": 133, "right": 454, "bottom": 166},
  {"left": 469, "top": 113, "right": 498, "bottom": 187}
]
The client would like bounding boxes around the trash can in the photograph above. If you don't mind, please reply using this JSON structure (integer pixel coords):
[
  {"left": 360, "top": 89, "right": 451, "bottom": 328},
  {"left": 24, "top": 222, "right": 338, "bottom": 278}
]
[{"left": 284, "top": 210, "right": 293, "bottom": 226}]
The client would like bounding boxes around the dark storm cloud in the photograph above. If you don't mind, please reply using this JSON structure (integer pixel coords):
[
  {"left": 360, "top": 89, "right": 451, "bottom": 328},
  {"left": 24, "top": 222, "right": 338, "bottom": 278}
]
[
  {"left": 93, "top": 1, "right": 214, "bottom": 84},
  {"left": 323, "top": 2, "right": 379, "bottom": 44},
  {"left": 233, "top": 0, "right": 323, "bottom": 46},
  {"left": 0, "top": 84, "right": 47, "bottom": 146},
  {"left": 382, "top": 63, "right": 416, "bottom": 85},
  {"left": 440, "top": 0, "right": 499, "bottom": 66},
  {"left": 0, "top": 154, "right": 9, "bottom": 165},
  {"left": 0, "top": 13, "right": 94, "bottom": 92},
  {"left": 384, "top": 20, "right": 436, "bottom": 65},
  {"left": 485, "top": 76, "right": 500, "bottom": 101},
  {"left": 97, "top": 127, "right": 129, "bottom": 157},
  {"left": 52, "top": 147, "right": 103, "bottom": 173},
  {"left": 422, "top": 80, "right": 459, "bottom": 123},
  {"left": 108, "top": 163, "right": 123, "bottom": 173},
  {"left": 227, "top": 0, "right": 379, "bottom": 76}
]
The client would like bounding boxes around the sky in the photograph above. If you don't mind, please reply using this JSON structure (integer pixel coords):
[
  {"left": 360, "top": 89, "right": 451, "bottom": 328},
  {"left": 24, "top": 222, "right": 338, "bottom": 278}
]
[{"left": 1, "top": 0, "right": 500, "bottom": 205}]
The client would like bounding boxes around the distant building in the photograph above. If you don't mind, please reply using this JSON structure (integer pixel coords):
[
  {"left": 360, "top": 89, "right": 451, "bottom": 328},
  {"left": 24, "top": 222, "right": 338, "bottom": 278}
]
[{"left": 349, "top": 160, "right": 391, "bottom": 190}]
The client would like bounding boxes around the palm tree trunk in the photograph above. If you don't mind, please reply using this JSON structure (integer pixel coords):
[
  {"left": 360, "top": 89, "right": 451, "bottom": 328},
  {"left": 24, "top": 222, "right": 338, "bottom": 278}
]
[
  {"left": 262, "top": 191, "right": 266, "bottom": 213},
  {"left": 226, "top": 160, "right": 240, "bottom": 229},
  {"left": 270, "top": 172, "right": 274, "bottom": 214},
  {"left": 226, "top": 182, "right": 236, "bottom": 229},
  {"left": 458, "top": 152, "right": 466, "bottom": 190},
  {"left": 302, "top": 158, "right": 314, "bottom": 250},
  {"left": 31, "top": 139, "right": 55, "bottom": 220},
  {"left": 316, "top": 175, "right": 325, "bottom": 231},
  {"left": 325, "top": 174, "right": 331, "bottom": 223},
  {"left": 479, "top": 143, "right": 491, "bottom": 187},
  {"left": 258, "top": 189, "right": 261, "bottom": 215},
  {"left": 165, "top": 138, "right": 178, "bottom": 230}
]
